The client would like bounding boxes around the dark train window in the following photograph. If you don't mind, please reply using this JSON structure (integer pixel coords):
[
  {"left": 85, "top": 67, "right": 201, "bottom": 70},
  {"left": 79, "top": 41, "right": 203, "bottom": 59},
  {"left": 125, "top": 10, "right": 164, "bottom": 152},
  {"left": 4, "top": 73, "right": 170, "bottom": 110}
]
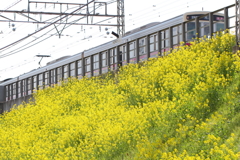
[{"left": 70, "top": 62, "right": 75, "bottom": 77}]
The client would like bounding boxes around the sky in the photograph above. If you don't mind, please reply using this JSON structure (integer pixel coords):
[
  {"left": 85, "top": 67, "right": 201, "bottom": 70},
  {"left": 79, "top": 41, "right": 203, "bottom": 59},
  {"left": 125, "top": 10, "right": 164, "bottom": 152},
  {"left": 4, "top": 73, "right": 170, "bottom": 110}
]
[{"left": 0, "top": 0, "right": 236, "bottom": 81}]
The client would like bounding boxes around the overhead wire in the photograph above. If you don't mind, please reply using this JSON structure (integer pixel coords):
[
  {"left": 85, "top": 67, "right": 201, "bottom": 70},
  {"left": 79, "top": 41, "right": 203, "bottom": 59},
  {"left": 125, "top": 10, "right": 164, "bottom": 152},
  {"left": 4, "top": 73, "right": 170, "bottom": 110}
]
[
  {"left": 0, "top": 0, "right": 115, "bottom": 58},
  {"left": 0, "top": 0, "right": 210, "bottom": 73},
  {"left": 0, "top": 0, "right": 218, "bottom": 74},
  {"left": 0, "top": 0, "right": 116, "bottom": 56}
]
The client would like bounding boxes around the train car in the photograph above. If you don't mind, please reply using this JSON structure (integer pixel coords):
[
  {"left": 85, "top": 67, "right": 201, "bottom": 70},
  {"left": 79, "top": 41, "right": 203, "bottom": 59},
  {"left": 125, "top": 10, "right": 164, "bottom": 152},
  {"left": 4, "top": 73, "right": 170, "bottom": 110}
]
[{"left": 0, "top": 8, "right": 232, "bottom": 113}]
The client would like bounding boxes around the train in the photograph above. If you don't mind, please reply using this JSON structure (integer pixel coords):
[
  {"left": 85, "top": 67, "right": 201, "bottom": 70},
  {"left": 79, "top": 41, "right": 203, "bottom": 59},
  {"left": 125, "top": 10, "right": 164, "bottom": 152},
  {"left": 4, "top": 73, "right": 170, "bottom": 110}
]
[{"left": 0, "top": 7, "right": 233, "bottom": 113}]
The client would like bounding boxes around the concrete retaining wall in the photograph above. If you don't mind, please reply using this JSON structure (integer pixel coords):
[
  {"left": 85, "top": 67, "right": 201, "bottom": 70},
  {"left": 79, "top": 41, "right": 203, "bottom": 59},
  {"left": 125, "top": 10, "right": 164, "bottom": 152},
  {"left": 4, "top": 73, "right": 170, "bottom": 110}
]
[{"left": 0, "top": 95, "right": 33, "bottom": 114}]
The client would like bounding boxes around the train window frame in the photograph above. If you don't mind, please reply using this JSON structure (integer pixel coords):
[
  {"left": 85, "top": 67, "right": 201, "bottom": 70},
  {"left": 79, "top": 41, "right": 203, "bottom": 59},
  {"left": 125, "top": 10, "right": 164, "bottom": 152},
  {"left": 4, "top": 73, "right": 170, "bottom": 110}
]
[
  {"left": 44, "top": 72, "right": 49, "bottom": 87},
  {"left": 33, "top": 76, "right": 37, "bottom": 92},
  {"left": 39, "top": 74, "right": 43, "bottom": 89},
  {"left": 185, "top": 22, "right": 196, "bottom": 41},
  {"left": 119, "top": 45, "right": 126, "bottom": 65},
  {"left": 27, "top": 77, "right": 32, "bottom": 95},
  {"left": 57, "top": 67, "right": 62, "bottom": 82},
  {"left": 129, "top": 41, "right": 136, "bottom": 59},
  {"left": 85, "top": 57, "right": 91, "bottom": 73},
  {"left": 161, "top": 29, "right": 170, "bottom": 50},
  {"left": 18, "top": 81, "right": 21, "bottom": 98},
  {"left": 12, "top": 83, "right": 16, "bottom": 99},
  {"left": 22, "top": 79, "right": 26, "bottom": 96},
  {"left": 110, "top": 48, "right": 117, "bottom": 70},
  {"left": 172, "top": 25, "right": 183, "bottom": 45},
  {"left": 139, "top": 37, "right": 146, "bottom": 56},
  {"left": 77, "top": 60, "right": 82, "bottom": 78},
  {"left": 101, "top": 51, "right": 108, "bottom": 74},
  {"left": 93, "top": 54, "right": 99, "bottom": 70},
  {"left": 101, "top": 51, "right": 107, "bottom": 67},
  {"left": 5, "top": 85, "right": 8, "bottom": 101},
  {"left": 93, "top": 54, "right": 100, "bottom": 76},
  {"left": 64, "top": 65, "right": 69, "bottom": 79},
  {"left": 70, "top": 62, "right": 76, "bottom": 77},
  {"left": 149, "top": 34, "right": 158, "bottom": 53},
  {"left": 51, "top": 69, "right": 56, "bottom": 84},
  {"left": 9, "top": 84, "right": 12, "bottom": 100}
]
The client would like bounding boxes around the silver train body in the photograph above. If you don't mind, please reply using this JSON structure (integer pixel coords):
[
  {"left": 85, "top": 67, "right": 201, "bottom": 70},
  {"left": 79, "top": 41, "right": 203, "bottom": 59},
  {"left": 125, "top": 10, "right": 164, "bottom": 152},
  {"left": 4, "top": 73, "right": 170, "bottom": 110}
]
[{"left": 0, "top": 5, "right": 235, "bottom": 113}]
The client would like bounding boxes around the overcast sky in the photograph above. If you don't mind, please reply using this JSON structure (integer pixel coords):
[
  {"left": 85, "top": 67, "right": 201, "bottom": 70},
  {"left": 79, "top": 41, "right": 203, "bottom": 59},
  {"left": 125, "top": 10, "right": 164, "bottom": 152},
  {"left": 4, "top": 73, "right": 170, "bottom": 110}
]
[{"left": 0, "top": 0, "right": 235, "bottom": 81}]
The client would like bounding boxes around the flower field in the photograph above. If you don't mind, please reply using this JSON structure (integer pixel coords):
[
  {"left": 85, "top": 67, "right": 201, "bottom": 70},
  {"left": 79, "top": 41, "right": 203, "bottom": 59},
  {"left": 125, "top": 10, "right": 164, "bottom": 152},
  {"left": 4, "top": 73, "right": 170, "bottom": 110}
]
[{"left": 0, "top": 32, "right": 240, "bottom": 159}]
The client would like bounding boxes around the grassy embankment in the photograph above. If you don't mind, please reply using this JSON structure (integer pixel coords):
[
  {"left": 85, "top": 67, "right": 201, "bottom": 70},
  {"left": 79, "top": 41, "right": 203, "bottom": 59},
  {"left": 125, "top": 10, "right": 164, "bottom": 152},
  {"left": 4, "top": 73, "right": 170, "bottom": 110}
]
[{"left": 0, "top": 32, "right": 240, "bottom": 159}]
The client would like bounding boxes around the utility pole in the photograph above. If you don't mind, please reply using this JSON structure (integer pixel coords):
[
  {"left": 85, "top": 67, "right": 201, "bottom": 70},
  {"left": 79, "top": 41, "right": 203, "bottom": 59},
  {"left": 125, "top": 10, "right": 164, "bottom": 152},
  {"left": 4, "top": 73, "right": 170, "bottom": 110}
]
[{"left": 117, "top": 0, "right": 125, "bottom": 37}]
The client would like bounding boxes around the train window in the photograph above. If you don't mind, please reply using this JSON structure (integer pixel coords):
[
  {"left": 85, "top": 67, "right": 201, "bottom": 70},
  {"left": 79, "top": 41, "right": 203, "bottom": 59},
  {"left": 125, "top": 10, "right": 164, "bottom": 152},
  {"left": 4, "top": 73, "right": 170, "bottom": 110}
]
[
  {"left": 64, "top": 65, "right": 68, "bottom": 79},
  {"left": 51, "top": 69, "right": 56, "bottom": 84},
  {"left": 70, "top": 62, "right": 75, "bottom": 77},
  {"left": 9, "top": 84, "right": 12, "bottom": 100},
  {"left": 119, "top": 45, "right": 127, "bottom": 66},
  {"left": 85, "top": 57, "right": 91, "bottom": 72},
  {"left": 186, "top": 22, "right": 196, "bottom": 41},
  {"left": 110, "top": 48, "right": 117, "bottom": 70},
  {"left": 5, "top": 86, "right": 8, "bottom": 101},
  {"left": 13, "top": 83, "right": 16, "bottom": 99},
  {"left": 77, "top": 60, "right": 82, "bottom": 78},
  {"left": 93, "top": 54, "right": 99, "bottom": 76},
  {"left": 129, "top": 41, "right": 136, "bottom": 63},
  {"left": 214, "top": 23, "right": 224, "bottom": 32},
  {"left": 27, "top": 77, "right": 32, "bottom": 95},
  {"left": 22, "top": 80, "right": 26, "bottom": 96},
  {"left": 44, "top": 72, "right": 49, "bottom": 87},
  {"left": 161, "top": 30, "right": 169, "bottom": 39},
  {"left": 18, "top": 81, "right": 21, "bottom": 98},
  {"left": 33, "top": 76, "right": 37, "bottom": 92},
  {"left": 150, "top": 34, "right": 158, "bottom": 57},
  {"left": 173, "top": 26, "right": 178, "bottom": 36},
  {"left": 39, "top": 74, "right": 43, "bottom": 89},
  {"left": 101, "top": 51, "right": 108, "bottom": 73},
  {"left": 57, "top": 67, "right": 62, "bottom": 82},
  {"left": 150, "top": 34, "right": 158, "bottom": 53},
  {"left": 186, "top": 22, "right": 195, "bottom": 31},
  {"left": 139, "top": 38, "right": 146, "bottom": 54},
  {"left": 84, "top": 57, "right": 91, "bottom": 78}
]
